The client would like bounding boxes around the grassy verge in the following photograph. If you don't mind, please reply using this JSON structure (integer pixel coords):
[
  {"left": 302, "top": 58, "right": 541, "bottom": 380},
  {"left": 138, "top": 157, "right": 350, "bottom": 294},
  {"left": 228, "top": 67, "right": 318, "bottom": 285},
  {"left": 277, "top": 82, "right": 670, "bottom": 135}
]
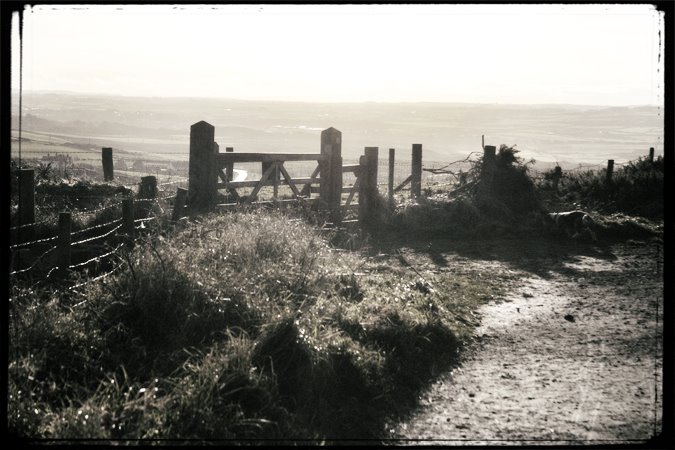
[{"left": 8, "top": 209, "right": 501, "bottom": 443}]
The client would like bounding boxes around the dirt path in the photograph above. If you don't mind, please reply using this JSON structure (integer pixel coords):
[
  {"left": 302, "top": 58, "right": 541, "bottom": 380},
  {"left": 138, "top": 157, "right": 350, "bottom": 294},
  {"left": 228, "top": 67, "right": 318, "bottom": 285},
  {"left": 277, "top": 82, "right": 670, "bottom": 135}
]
[{"left": 392, "top": 239, "right": 663, "bottom": 445}]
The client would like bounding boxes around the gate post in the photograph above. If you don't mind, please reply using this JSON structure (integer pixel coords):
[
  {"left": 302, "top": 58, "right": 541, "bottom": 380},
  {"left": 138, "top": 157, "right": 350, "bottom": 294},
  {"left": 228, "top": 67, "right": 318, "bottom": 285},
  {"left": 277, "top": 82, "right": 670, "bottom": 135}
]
[
  {"left": 188, "top": 121, "right": 217, "bottom": 211},
  {"left": 320, "top": 127, "right": 342, "bottom": 221}
]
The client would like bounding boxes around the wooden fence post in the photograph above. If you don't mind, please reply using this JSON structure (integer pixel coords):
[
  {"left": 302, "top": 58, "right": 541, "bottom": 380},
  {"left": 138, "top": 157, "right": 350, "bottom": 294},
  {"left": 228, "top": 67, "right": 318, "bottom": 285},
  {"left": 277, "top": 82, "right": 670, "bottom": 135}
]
[
  {"left": 57, "top": 211, "right": 71, "bottom": 278},
  {"left": 138, "top": 175, "right": 157, "bottom": 219},
  {"left": 122, "top": 198, "right": 135, "bottom": 238},
  {"left": 480, "top": 145, "right": 497, "bottom": 194},
  {"left": 411, "top": 144, "right": 423, "bottom": 198},
  {"left": 139, "top": 176, "right": 157, "bottom": 199},
  {"left": 18, "top": 168, "right": 35, "bottom": 244},
  {"left": 649, "top": 147, "right": 655, "bottom": 163},
  {"left": 225, "top": 147, "right": 234, "bottom": 181},
  {"left": 188, "top": 121, "right": 217, "bottom": 210},
  {"left": 606, "top": 159, "right": 614, "bottom": 182},
  {"left": 102, "top": 147, "right": 114, "bottom": 181},
  {"left": 553, "top": 166, "right": 562, "bottom": 191},
  {"left": 320, "top": 127, "right": 342, "bottom": 221},
  {"left": 359, "top": 147, "right": 379, "bottom": 224},
  {"left": 172, "top": 187, "right": 188, "bottom": 221},
  {"left": 388, "top": 148, "right": 395, "bottom": 205}
]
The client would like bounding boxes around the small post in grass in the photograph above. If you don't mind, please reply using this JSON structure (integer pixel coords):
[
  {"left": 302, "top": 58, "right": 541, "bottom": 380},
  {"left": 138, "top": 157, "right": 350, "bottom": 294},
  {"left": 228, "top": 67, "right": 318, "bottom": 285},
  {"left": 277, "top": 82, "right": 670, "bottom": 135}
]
[
  {"left": 553, "top": 166, "right": 563, "bottom": 192},
  {"left": 411, "top": 144, "right": 423, "bottom": 198},
  {"left": 18, "top": 168, "right": 35, "bottom": 244},
  {"left": 606, "top": 159, "right": 614, "bottom": 182},
  {"left": 102, "top": 147, "right": 114, "bottom": 181},
  {"left": 122, "top": 197, "right": 135, "bottom": 238},
  {"left": 649, "top": 147, "right": 655, "bottom": 163},
  {"left": 480, "top": 145, "right": 497, "bottom": 193},
  {"left": 57, "top": 211, "right": 71, "bottom": 279},
  {"left": 138, "top": 175, "right": 157, "bottom": 219},
  {"left": 139, "top": 175, "right": 157, "bottom": 199},
  {"left": 173, "top": 188, "right": 188, "bottom": 221}
]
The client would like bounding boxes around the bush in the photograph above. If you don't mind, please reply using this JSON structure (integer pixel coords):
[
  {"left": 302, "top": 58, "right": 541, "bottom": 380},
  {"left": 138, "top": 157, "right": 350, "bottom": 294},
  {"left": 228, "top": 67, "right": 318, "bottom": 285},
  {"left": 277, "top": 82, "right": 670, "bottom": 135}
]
[{"left": 547, "top": 156, "right": 663, "bottom": 218}]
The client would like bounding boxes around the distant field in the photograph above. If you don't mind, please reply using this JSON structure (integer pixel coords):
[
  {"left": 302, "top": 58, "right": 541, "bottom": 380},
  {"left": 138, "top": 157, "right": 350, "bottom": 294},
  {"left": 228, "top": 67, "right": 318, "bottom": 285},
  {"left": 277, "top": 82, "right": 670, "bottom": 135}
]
[{"left": 11, "top": 92, "right": 663, "bottom": 171}]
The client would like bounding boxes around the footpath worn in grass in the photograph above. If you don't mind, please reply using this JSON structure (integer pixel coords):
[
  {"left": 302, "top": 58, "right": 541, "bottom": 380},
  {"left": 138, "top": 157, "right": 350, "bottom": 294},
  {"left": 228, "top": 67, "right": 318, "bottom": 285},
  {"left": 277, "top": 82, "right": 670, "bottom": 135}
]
[{"left": 8, "top": 209, "right": 500, "bottom": 443}]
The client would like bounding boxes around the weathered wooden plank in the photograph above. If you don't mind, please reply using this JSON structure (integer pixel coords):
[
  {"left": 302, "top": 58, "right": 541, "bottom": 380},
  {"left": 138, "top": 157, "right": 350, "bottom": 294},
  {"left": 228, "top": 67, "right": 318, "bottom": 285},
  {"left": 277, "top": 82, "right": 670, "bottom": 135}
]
[
  {"left": 218, "top": 169, "right": 228, "bottom": 183},
  {"left": 344, "top": 176, "right": 361, "bottom": 208},
  {"left": 216, "top": 197, "right": 319, "bottom": 210},
  {"left": 393, "top": 174, "right": 413, "bottom": 193},
  {"left": 217, "top": 153, "right": 327, "bottom": 164},
  {"left": 246, "top": 162, "right": 277, "bottom": 203},
  {"left": 218, "top": 177, "right": 317, "bottom": 190},
  {"left": 300, "top": 164, "right": 321, "bottom": 196},
  {"left": 342, "top": 164, "right": 361, "bottom": 173}
]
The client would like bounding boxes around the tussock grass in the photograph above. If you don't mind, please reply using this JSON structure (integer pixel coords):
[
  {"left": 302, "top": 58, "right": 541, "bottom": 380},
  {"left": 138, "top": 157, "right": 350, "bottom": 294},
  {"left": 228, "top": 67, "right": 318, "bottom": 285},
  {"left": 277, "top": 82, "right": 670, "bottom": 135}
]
[
  {"left": 9, "top": 208, "right": 497, "bottom": 443},
  {"left": 541, "top": 156, "right": 663, "bottom": 219}
]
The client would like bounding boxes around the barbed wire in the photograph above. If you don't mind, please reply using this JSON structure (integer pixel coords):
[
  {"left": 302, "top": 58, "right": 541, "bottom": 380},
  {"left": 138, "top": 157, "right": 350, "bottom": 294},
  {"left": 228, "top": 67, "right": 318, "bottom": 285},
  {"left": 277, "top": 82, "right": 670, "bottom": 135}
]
[
  {"left": 10, "top": 235, "right": 58, "bottom": 250},
  {"left": 72, "top": 223, "right": 123, "bottom": 247},
  {"left": 9, "top": 245, "right": 58, "bottom": 276},
  {"left": 9, "top": 219, "right": 51, "bottom": 231},
  {"left": 71, "top": 202, "right": 121, "bottom": 217},
  {"left": 69, "top": 262, "right": 127, "bottom": 294},
  {"left": 68, "top": 243, "right": 124, "bottom": 270},
  {"left": 71, "top": 218, "right": 123, "bottom": 237}
]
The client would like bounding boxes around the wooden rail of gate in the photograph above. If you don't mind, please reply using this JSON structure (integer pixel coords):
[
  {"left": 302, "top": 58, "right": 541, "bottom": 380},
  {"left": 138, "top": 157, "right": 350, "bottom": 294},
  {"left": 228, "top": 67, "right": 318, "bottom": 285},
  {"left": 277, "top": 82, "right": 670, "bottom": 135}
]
[
  {"left": 186, "top": 120, "right": 424, "bottom": 225},
  {"left": 187, "top": 122, "right": 345, "bottom": 220},
  {"left": 216, "top": 152, "right": 326, "bottom": 204}
]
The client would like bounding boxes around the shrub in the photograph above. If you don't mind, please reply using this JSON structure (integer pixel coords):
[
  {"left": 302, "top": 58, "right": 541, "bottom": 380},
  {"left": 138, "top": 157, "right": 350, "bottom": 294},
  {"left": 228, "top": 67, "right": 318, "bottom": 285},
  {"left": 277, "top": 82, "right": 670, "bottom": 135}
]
[{"left": 547, "top": 156, "right": 663, "bottom": 218}]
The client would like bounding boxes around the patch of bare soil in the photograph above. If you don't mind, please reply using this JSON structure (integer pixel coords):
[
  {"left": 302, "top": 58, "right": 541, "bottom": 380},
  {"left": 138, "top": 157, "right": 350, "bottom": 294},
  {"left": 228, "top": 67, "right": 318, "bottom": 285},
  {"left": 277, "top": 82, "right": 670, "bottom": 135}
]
[{"left": 390, "top": 238, "right": 663, "bottom": 445}]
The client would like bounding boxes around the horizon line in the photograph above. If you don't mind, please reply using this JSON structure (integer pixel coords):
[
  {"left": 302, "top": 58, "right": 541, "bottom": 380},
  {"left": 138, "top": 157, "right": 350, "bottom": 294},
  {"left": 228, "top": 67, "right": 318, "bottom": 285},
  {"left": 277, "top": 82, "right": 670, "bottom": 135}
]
[{"left": 11, "top": 89, "right": 662, "bottom": 109}]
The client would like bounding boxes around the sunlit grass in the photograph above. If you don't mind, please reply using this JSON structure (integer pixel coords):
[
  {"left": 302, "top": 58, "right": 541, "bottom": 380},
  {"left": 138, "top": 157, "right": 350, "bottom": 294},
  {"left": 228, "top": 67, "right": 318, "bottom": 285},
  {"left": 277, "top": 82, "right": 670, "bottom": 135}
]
[{"left": 8, "top": 208, "right": 501, "bottom": 442}]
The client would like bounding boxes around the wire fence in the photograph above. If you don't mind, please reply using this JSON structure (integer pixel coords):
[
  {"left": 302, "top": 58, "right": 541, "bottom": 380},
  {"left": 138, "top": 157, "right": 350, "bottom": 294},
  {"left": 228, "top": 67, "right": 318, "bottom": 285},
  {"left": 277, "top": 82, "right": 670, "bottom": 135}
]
[
  {"left": 9, "top": 146, "right": 657, "bottom": 292},
  {"left": 8, "top": 192, "right": 176, "bottom": 288}
]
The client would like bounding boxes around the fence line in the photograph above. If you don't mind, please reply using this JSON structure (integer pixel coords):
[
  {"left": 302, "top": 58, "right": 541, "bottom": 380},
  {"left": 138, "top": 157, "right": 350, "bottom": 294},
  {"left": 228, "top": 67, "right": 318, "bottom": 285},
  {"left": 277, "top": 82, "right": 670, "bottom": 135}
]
[
  {"left": 69, "top": 262, "right": 126, "bottom": 294},
  {"left": 71, "top": 218, "right": 123, "bottom": 236},
  {"left": 9, "top": 245, "right": 58, "bottom": 276},
  {"left": 72, "top": 223, "right": 123, "bottom": 247},
  {"left": 10, "top": 235, "right": 58, "bottom": 250},
  {"left": 68, "top": 244, "right": 124, "bottom": 270},
  {"left": 10, "top": 140, "right": 657, "bottom": 292}
]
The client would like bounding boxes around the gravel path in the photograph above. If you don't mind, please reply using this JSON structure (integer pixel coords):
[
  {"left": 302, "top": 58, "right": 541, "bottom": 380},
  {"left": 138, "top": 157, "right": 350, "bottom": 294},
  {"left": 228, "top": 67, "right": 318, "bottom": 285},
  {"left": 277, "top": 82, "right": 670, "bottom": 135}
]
[{"left": 392, "top": 240, "right": 663, "bottom": 445}]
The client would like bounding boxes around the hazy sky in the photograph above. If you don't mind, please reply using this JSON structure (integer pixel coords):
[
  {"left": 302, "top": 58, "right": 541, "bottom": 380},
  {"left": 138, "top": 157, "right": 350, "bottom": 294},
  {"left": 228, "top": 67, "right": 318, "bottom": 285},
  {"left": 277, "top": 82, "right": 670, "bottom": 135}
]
[{"left": 11, "top": 4, "right": 664, "bottom": 105}]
